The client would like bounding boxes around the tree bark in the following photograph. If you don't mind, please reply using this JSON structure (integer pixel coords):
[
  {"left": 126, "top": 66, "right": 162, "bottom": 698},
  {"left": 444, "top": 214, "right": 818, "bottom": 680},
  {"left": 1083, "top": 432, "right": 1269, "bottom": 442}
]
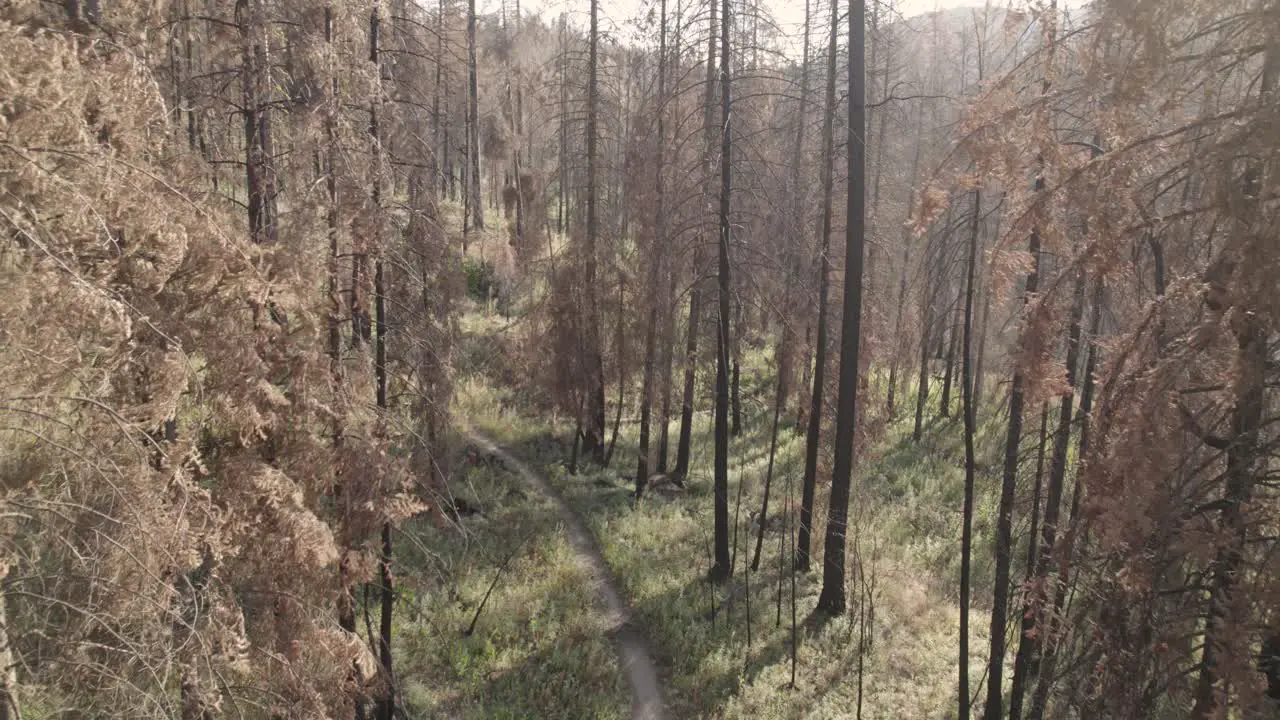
[
  {"left": 1011, "top": 267, "right": 1086, "bottom": 719},
  {"left": 887, "top": 114, "right": 924, "bottom": 417},
  {"left": 370, "top": 6, "right": 394, "bottom": 716},
  {"left": 778, "top": 0, "right": 812, "bottom": 422},
  {"left": 1190, "top": 42, "right": 1274, "bottom": 718},
  {"left": 710, "top": 0, "right": 733, "bottom": 581},
  {"left": 1028, "top": 274, "right": 1103, "bottom": 720},
  {"left": 605, "top": 275, "right": 626, "bottom": 468},
  {"left": 752, "top": 349, "right": 787, "bottom": 572},
  {"left": 912, "top": 296, "right": 931, "bottom": 442},
  {"left": 985, "top": 184, "right": 1045, "bottom": 720},
  {"left": 797, "top": 0, "right": 840, "bottom": 573},
  {"left": 239, "top": 0, "right": 277, "bottom": 248},
  {"left": 816, "top": 0, "right": 866, "bottom": 616},
  {"left": 958, "top": 187, "right": 981, "bottom": 720},
  {"left": 730, "top": 299, "right": 742, "bottom": 438},
  {"left": 0, "top": 565, "right": 15, "bottom": 720},
  {"left": 637, "top": 0, "right": 668, "bottom": 494},
  {"left": 674, "top": 0, "right": 719, "bottom": 482},
  {"left": 581, "top": 0, "right": 607, "bottom": 464},
  {"left": 939, "top": 298, "right": 957, "bottom": 418},
  {"left": 467, "top": 0, "right": 484, "bottom": 230}
]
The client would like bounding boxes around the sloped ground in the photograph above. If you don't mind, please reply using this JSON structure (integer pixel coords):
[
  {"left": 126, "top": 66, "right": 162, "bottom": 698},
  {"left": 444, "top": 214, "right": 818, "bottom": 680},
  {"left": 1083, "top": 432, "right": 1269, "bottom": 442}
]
[{"left": 399, "top": 299, "right": 1010, "bottom": 718}]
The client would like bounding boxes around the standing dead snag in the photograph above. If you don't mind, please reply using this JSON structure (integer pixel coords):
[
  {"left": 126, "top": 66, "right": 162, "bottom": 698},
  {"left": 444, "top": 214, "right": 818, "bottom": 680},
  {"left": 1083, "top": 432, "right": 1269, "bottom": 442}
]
[
  {"left": 710, "top": 0, "right": 733, "bottom": 582},
  {"left": 797, "top": 0, "right": 841, "bottom": 574},
  {"left": 958, "top": 185, "right": 981, "bottom": 720},
  {"left": 582, "top": 0, "right": 607, "bottom": 466},
  {"left": 816, "top": 0, "right": 867, "bottom": 616}
]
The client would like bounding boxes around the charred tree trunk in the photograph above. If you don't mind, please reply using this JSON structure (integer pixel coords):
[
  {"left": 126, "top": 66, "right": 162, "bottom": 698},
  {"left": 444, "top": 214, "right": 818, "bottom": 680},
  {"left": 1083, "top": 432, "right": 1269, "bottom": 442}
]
[
  {"left": 939, "top": 299, "right": 957, "bottom": 418},
  {"left": 710, "top": 0, "right": 732, "bottom": 582},
  {"left": 370, "top": 7, "right": 394, "bottom": 717},
  {"left": 1190, "top": 45, "right": 1274, "bottom": 718},
  {"left": 1028, "top": 275, "right": 1104, "bottom": 720},
  {"left": 637, "top": 0, "right": 669, "bottom": 492},
  {"left": 797, "top": 0, "right": 840, "bottom": 573},
  {"left": 887, "top": 115, "right": 924, "bottom": 417},
  {"left": 752, "top": 347, "right": 787, "bottom": 572},
  {"left": 815, "top": 0, "right": 866, "bottom": 616},
  {"left": 674, "top": 0, "right": 719, "bottom": 482},
  {"left": 605, "top": 276, "right": 626, "bottom": 468},
  {"left": 958, "top": 187, "right": 981, "bottom": 720},
  {"left": 778, "top": 0, "right": 812, "bottom": 423},
  {"left": 985, "top": 182, "right": 1046, "bottom": 720},
  {"left": 0, "top": 566, "right": 15, "bottom": 720},
  {"left": 239, "top": 0, "right": 278, "bottom": 248},
  {"left": 730, "top": 299, "right": 742, "bottom": 438},
  {"left": 912, "top": 298, "right": 932, "bottom": 442},
  {"left": 1010, "top": 267, "right": 1086, "bottom": 720},
  {"left": 656, "top": 270, "right": 677, "bottom": 473},
  {"left": 466, "top": 0, "right": 483, "bottom": 230},
  {"left": 581, "top": 0, "right": 607, "bottom": 464}
]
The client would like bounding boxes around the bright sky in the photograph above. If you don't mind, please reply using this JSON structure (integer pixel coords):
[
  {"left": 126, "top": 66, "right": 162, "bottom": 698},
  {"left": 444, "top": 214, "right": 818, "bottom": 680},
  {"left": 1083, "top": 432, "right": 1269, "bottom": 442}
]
[{"left": 510, "top": 0, "right": 996, "bottom": 37}]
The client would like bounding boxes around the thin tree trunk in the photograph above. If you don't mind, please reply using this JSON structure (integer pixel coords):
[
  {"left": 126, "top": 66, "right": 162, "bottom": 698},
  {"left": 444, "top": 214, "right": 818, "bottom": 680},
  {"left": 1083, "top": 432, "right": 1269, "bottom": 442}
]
[
  {"left": 815, "top": 0, "right": 866, "bottom": 616},
  {"left": 656, "top": 0, "right": 682, "bottom": 474},
  {"left": 912, "top": 299, "right": 931, "bottom": 442},
  {"left": 797, "top": 0, "right": 840, "bottom": 573},
  {"left": 0, "top": 565, "right": 15, "bottom": 720},
  {"left": 637, "top": 0, "right": 669, "bottom": 492},
  {"left": 972, "top": 271, "right": 992, "bottom": 410},
  {"left": 751, "top": 349, "right": 786, "bottom": 572},
  {"left": 370, "top": 6, "right": 394, "bottom": 716},
  {"left": 1190, "top": 43, "right": 1274, "bottom": 719},
  {"left": 1011, "top": 268, "right": 1086, "bottom": 719},
  {"left": 1007, "top": 403, "right": 1048, "bottom": 717},
  {"left": 569, "top": 404, "right": 583, "bottom": 475},
  {"left": 605, "top": 275, "right": 625, "bottom": 467},
  {"left": 939, "top": 299, "right": 957, "bottom": 418},
  {"left": 710, "top": 0, "right": 733, "bottom": 582},
  {"left": 239, "top": 0, "right": 277, "bottom": 248},
  {"left": 972, "top": 197, "right": 998, "bottom": 410},
  {"left": 1028, "top": 275, "right": 1103, "bottom": 720},
  {"left": 730, "top": 299, "right": 742, "bottom": 438},
  {"left": 887, "top": 114, "right": 924, "bottom": 417},
  {"left": 795, "top": 324, "right": 812, "bottom": 431},
  {"left": 986, "top": 181, "right": 1048, "bottom": 720},
  {"left": 674, "top": 257, "right": 703, "bottom": 480},
  {"left": 655, "top": 0, "right": 681, "bottom": 473},
  {"left": 325, "top": 7, "right": 366, "bottom": 718},
  {"left": 778, "top": 0, "right": 812, "bottom": 422},
  {"left": 558, "top": 14, "right": 569, "bottom": 236},
  {"left": 674, "top": 0, "right": 719, "bottom": 481},
  {"left": 958, "top": 187, "right": 981, "bottom": 720},
  {"left": 582, "top": 0, "right": 607, "bottom": 464},
  {"left": 657, "top": 269, "right": 677, "bottom": 473},
  {"left": 1025, "top": 269, "right": 1085, "bottom": 698},
  {"left": 467, "top": 0, "right": 483, "bottom": 230}
]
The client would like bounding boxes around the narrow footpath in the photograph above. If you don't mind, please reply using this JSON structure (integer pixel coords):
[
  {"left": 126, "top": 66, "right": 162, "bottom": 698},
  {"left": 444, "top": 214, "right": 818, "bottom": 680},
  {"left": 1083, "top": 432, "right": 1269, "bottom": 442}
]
[{"left": 464, "top": 430, "right": 667, "bottom": 720}]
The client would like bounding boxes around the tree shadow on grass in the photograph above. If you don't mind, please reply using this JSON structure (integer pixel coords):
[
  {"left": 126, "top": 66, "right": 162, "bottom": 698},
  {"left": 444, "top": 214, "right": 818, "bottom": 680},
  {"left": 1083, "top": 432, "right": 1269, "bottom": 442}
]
[{"left": 483, "top": 428, "right": 881, "bottom": 717}]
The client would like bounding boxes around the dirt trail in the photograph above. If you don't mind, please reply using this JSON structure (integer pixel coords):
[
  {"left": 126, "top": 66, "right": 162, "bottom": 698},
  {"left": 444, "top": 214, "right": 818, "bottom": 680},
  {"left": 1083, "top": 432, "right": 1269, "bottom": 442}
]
[{"left": 465, "top": 431, "right": 667, "bottom": 720}]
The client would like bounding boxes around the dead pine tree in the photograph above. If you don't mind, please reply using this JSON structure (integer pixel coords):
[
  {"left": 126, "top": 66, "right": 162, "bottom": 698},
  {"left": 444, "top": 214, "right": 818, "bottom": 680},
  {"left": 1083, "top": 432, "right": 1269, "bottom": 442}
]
[
  {"left": 797, "top": 0, "right": 841, "bottom": 574},
  {"left": 815, "top": 0, "right": 867, "bottom": 617},
  {"left": 709, "top": 0, "right": 733, "bottom": 582}
]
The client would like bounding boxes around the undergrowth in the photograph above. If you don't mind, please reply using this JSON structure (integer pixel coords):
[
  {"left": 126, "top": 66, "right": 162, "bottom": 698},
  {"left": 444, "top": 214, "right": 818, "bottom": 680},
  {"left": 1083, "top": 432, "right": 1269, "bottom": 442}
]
[{"left": 396, "top": 223, "right": 1015, "bottom": 716}]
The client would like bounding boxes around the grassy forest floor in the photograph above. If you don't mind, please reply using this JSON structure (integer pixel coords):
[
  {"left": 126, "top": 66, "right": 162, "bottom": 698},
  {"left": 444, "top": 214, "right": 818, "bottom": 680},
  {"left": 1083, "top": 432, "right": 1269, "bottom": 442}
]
[{"left": 390, "top": 212, "right": 1013, "bottom": 718}]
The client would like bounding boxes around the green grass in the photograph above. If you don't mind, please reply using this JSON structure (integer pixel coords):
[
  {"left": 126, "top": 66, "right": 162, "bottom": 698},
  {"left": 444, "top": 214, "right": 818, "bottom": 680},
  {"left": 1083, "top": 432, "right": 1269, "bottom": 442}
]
[
  {"left": 395, "top": 293, "right": 1023, "bottom": 717},
  {"left": 530, "top": 396, "right": 1008, "bottom": 719},
  {"left": 396, "top": 205, "right": 1021, "bottom": 716},
  {"left": 393, "top": 437, "right": 628, "bottom": 718}
]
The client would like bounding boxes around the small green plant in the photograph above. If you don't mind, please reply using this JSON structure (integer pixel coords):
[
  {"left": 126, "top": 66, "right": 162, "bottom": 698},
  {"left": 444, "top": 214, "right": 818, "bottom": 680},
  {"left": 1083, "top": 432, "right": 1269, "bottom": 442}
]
[{"left": 463, "top": 256, "right": 497, "bottom": 302}]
